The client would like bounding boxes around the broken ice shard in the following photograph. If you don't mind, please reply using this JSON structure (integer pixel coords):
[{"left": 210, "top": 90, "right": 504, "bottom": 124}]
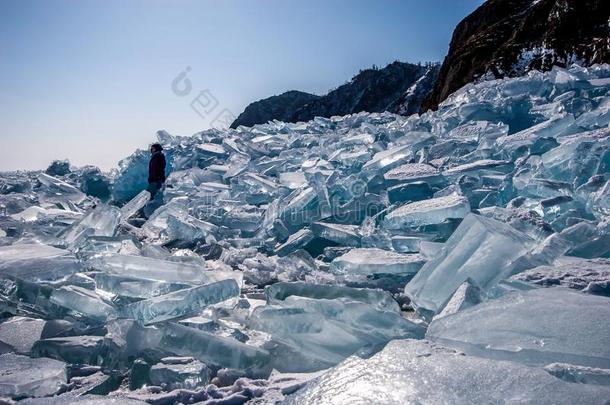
[
  {"left": 93, "top": 272, "right": 191, "bottom": 299},
  {"left": 76, "top": 235, "right": 141, "bottom": 261},
  {"left": 123, "top": 279, "right": 239, "bottom": 324},
  {"left": 0, "top": 353, "right": 67, "bottom": 398},
  {"left": 495, "top": 114, "right": 575, "bottom": 158},
  {"left": 404, "top": 213, "right": 539, "bottom": 318},
  {"left": 427, "top": 287, "right": 610, "bottom": 368},
  {"left": 197, "top": 143, "right": 227, "bottom": 157},
  {"left": 140, "top": 201, "right": 188, "bottom": 239},
  {"left": 311, "top": 222, "right": 361, "bottom": 246},
  {"left": 285, "top": 339, "right": 610, "bottom": 404},
  {"left": 120, "top": 190, "right": 150, "bottom": 220},
  {"left": 50, "top": 285, "right": 116, "bottom": 321},
  {"left": 432, "top": 279, "right": 482, "bottom": 321},
  {"left": 164, "top": 214, "right": 218, "bottom": 245},
  {"left": 279, "top": 187, "right": 317, "bottom": 228},
  {"left": 442, "top": 159, "right": 512, "bottom": 177},
  {"left": 361, "top": 144, "right": 413, "bottom": 177},
  {"left": 104, "top": 319, "right": 271, "bottom": 377},
  {"left": 37, "top": 172, "right": 87, "bottom": 205},
  {"left": 391, "top": 235, "right": 426, "bottom": 253},
  {"left": 61, "top": 204, "right": 121, "bottom": 247},
  {"left": 274, "top": 228, "right": 314, "bottom": 257},
  {"left": 587, "top": 179, "right": 610, "bottom": 220},
  {"left": 149, "top": 357, "right": 211, "bottom": 390},
  {"left": 10, "top": 206, "right": 80, "bottom": 222},
  {"left": 383, "top": 194, "right": 470, "bottom": 230},
  {"left": 330, "top": 248, "right": 425, "bottom": 276},
  {"left": 279, "top": 172, "right": 307, "bottom": 189},
  {"left": 307, "top": 171, "right": 332, "bottom": 219}
]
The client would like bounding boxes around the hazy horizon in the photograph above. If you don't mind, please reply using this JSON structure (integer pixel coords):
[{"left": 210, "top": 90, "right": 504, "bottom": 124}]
[{"left": 0, "top": 0, "right": 484, "bottom": 172}]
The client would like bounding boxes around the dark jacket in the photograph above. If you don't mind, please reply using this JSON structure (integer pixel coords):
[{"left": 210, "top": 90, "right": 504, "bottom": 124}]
[{"left": 148, "top": 152, "right": 166, "bottom": 183}]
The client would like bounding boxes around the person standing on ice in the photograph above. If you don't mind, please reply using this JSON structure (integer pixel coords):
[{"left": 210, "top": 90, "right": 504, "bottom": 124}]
[{"left": 147, "top": 143, "right": 166, "bottom": 198}]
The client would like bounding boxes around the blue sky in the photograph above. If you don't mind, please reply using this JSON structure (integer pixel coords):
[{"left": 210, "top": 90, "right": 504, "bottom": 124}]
[{"left": 0, "top": 0, "right": 483, "bottom": 171}]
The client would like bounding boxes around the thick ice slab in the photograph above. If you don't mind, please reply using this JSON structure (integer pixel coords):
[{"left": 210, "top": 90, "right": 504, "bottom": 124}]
[
  {"left": 86, "top": 254, "right": 209, "bottom": 284},
  {"left": 159, "top": 323, "right": 271, "bottom": 377},
  {"left": 427, "top": 288, "right": 610, "bottom": 368},
  {"left": 510, "top": 256, "right": 610, "bottom": 296},
  {"left": 383, "top": 194, "right": 470, "bottom": 230},
  {"left": 545, "top": 362, "right": 610, "bottom": 386},
  {"left": 50, "top": 286, "right": 116, "bottom": 321},
  {"left": 404, "top": 213, "right": 539, "bottom": 317},
  {"left": 265, "top": 282, "right": 399, "bottom": 312},
  {"left": 104, "top": 319, "right": 271, "bottom": 377},
  {"left": 0, "top": 255, "right": 82, "bottom": 284},
  {"left": 0, "top": 243, "right": 84, "bottom": 283},
  {"left": 330, "top": 248, "right": 425, "bottom": 276},
  {"left": 286, "top": 339, "right": 610, "bottom": 404},
  {"left": 248, "top": 296, "right": 424, "bottom": 372},
  {"left": 0, "top": 316, "right": 75, "bottom": 354},
  {"left": 123, "top": 279, "right": 240, "bottom": 324},
  {"left": 0, "top": 353, "right": 67, "bottom": 398},
  {"left": 31, "top": 335, "right": 106, "bottom": 365}
]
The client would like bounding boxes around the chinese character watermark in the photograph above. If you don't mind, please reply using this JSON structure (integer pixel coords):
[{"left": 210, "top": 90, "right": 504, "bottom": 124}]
[{"left": 171, "top": 67, "right": 236, "bottom": 129}]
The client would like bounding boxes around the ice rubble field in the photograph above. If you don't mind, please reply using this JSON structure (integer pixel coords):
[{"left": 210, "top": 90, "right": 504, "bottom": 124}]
[{"left": 1, "top": 64, "right": 610, "bottom": 404}]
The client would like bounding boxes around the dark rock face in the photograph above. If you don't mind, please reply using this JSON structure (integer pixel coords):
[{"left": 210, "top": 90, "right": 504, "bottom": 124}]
[
  {"left": 230, "top": 91, "right": 320, "bottom": 129},
  {"left": 422, "top": 0, "right": 610, "bottom": 112},
  {"left": 290, "top": 62, "right": 430, "bottom": 122},
  {"left": 232, "top": 62, "right": 436, "bottom": 128}
]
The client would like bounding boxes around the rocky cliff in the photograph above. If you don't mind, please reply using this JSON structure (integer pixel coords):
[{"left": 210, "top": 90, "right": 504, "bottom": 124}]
[{"left": 421, "top": 0, "right": 610, "bottom": 111}]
